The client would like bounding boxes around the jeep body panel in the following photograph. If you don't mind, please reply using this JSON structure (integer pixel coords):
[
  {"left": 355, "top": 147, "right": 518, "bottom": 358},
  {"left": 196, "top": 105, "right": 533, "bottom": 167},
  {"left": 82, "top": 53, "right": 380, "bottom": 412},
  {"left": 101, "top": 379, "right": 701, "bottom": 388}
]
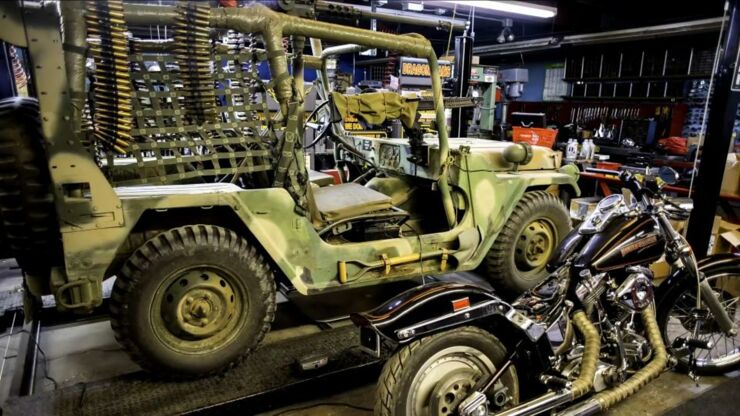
[{"left": 0, "top": 1, "right": 579, "bottom": 312}]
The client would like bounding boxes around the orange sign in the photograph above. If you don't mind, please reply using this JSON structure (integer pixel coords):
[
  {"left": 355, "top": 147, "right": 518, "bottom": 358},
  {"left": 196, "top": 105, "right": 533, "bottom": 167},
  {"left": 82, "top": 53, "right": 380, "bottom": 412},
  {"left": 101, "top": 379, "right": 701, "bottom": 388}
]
[{"left": 401, "top": 61, "right": 453, "bottom": 78}]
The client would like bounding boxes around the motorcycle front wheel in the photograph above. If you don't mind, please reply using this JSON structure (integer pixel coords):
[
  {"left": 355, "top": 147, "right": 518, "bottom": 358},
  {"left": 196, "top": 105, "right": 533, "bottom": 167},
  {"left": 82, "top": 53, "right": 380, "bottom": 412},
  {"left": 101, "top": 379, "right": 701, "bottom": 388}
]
[
  {"left": 659, "top": 271, "right": 740, "bottom": 375},
  {"left": 376, "top": 326, "right": 519, "bottom": 416}
]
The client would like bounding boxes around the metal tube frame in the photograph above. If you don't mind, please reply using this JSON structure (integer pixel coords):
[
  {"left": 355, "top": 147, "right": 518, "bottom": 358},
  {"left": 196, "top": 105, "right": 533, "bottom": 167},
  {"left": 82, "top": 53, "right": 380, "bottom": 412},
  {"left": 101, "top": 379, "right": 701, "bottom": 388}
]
[
  {"left": 315, "top": 0, "right": 467, "bottom": 31},
  {"left": 199, "top": 3, "right": 456, "bottom": 227}
]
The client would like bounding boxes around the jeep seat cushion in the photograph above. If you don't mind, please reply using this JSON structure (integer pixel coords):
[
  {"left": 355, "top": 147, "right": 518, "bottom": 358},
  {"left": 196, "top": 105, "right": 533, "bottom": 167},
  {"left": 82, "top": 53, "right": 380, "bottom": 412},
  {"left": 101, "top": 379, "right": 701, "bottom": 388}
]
[{"left": 313, "top": 182, "right": 393, "bottom": 223}]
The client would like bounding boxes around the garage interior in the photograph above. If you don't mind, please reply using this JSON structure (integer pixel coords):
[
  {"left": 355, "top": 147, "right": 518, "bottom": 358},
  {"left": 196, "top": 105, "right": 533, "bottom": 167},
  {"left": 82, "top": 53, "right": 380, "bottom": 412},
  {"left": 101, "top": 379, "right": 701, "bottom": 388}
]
[{"left": 0, "top": 1, "right": 737, "bottom": 416}]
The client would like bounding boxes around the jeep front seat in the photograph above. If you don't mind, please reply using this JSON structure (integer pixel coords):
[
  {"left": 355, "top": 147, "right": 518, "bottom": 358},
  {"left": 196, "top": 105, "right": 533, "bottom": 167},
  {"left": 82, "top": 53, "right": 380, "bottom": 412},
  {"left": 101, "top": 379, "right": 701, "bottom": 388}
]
[{"left": 312, "top": 182, "right": 394, "bottom": 223}]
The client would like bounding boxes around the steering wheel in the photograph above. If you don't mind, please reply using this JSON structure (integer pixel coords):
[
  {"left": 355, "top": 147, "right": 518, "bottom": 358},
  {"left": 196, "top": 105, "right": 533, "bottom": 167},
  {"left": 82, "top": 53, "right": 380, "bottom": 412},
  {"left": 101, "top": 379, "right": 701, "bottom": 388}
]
[{"left": 304, "top": 100, "right": 334, "bottom": 149}]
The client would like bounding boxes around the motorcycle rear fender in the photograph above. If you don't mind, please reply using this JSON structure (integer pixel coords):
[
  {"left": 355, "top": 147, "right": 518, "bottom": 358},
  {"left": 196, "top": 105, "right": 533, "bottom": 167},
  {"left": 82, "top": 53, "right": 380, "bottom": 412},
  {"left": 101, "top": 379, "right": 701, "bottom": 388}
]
[
  {"left": 350, "top": 282, "right": 548, "bottom": 344},
  {"left": 655, "top": 253, "right": 740, "bottom": 305}
]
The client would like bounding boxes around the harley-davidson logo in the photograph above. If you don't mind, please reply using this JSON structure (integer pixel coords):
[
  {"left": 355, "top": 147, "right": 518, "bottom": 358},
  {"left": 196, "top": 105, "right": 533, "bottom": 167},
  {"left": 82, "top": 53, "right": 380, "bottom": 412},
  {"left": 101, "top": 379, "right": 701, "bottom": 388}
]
[{"left": 620, "top": 235, "right": 658, "bottom": 257}]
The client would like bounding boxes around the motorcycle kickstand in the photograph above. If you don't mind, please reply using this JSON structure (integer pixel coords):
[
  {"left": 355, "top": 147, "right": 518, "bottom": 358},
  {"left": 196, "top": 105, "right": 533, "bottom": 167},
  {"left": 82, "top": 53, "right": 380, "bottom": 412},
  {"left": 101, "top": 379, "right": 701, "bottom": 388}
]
[
  {"left": 688, "top": 350, "right": 700, "bottom": 387},
  {"left": 687, "top": 319, "right": 703, "bottom": 387}
]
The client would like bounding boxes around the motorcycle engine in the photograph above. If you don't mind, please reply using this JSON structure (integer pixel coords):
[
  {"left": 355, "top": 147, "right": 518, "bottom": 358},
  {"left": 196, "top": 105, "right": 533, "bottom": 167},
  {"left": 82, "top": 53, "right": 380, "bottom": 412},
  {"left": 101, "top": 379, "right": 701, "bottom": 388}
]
[
  {"left": 575, "top": 269, "right": 607, "bottom": 309},
  {"left": 621, "top": 327, "right": 652, "bottom": 367}
]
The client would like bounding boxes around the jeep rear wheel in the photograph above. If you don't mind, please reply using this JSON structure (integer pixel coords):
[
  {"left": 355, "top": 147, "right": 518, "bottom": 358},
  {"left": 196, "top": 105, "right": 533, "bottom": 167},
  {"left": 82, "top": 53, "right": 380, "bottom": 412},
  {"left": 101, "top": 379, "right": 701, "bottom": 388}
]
[
  {"left": 110, "top": 225, "right": 276, "bottom": 377},
  {"left": 482, "top": 191, "right": 570, "bottom": 294}
]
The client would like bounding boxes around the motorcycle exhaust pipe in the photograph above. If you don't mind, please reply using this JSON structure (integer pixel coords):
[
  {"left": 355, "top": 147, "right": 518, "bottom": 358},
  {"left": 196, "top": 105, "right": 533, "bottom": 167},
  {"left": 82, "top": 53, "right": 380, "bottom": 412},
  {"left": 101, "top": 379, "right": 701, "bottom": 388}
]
[
  {"left": 554, "top": 318, "right": 574, "bottom": 356},
  {"left": 569, "top": 311, "right": 600, "bottom": 399},
  {"left": 495, "top": 311, "right": 601, "bottom": 416},
  {"left": 555, "top": 307, "right": 668, "bottom": 416},
  {"left": 495, "top": 390, "right": 573, "bottom": 416}
]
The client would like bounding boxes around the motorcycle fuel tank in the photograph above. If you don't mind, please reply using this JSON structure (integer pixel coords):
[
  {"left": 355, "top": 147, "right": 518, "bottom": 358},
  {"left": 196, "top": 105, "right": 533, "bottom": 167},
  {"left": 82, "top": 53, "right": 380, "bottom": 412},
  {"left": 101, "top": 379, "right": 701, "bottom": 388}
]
[
  {"left": 547, "top": 228, "right": 585, "bottom": 272},
  {"left": 573, "top": 214, "right": 666, "bottom": 272}
]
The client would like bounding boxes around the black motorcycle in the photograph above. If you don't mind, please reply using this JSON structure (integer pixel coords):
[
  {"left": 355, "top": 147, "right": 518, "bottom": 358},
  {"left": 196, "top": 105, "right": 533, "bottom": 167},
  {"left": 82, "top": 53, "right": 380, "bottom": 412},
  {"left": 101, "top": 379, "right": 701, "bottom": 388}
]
[{"left": 352, "top": 166, "right": 739, "bottom": 416}]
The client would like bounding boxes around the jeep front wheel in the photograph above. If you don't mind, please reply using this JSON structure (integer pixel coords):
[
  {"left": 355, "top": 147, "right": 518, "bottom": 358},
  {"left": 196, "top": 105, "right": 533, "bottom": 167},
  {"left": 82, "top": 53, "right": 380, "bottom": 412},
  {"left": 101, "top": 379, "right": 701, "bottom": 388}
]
[
  {"left": 110, "top": 225, "right": 276, "bottom": 377},
  {"left": 482, "top": 191, "right": 570, "bottom": 294}
]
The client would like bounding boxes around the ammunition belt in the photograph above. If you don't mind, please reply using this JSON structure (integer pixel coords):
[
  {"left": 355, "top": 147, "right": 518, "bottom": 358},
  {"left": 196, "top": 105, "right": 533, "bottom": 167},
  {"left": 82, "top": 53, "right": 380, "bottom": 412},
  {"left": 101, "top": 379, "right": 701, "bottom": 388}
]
[
  {"left": 86, "top": 0, "right": 132, "bottom": 153},
  {"left": 174, "top": 1, "right": 217, "bottom": 125}
]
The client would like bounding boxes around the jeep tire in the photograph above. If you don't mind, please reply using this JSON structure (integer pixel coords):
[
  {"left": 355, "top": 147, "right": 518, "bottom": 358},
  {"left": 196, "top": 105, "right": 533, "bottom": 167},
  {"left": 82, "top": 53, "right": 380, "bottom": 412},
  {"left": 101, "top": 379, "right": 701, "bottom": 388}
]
[
  {"left": 110, "top": 224, "right": 276, "bottom": 377},
  {"left": 0, "top": 97, "right": 60, "bottom": 279},
  {"left": 482, "top": 191, "right": 571, "bottom": 294}
]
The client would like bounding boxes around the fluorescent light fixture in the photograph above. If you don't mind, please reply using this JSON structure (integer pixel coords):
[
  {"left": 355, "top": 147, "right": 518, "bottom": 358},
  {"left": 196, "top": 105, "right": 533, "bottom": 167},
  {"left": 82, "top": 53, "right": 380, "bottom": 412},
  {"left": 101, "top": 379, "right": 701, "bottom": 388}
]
[{"left": 441, "top": 1, "right": 557, "bottom": 18}]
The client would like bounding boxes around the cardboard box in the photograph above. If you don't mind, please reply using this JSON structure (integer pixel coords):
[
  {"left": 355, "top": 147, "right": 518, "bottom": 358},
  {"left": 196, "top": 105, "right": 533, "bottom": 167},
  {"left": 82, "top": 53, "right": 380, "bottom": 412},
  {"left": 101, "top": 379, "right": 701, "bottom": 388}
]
[
  {"left": 650, "top": 257, "right": 672, "bottom": 282},
  {"left": 570, "top": 197, "right": 600, "bottom": 222},
  {"left": 721, "top": 153, "right": 740, "bottom": 196},
  {"left": 669, "top": 218, "right": 688, "bottom": 235},
  {"left": 707, "top": 215, "right": 723, "bottom": 255},
  {"left": 687, "top": 135, "right": 702, "bottom": 149},
  {"left": 712, "top": 219, "right": 740, "bottom": 255}
]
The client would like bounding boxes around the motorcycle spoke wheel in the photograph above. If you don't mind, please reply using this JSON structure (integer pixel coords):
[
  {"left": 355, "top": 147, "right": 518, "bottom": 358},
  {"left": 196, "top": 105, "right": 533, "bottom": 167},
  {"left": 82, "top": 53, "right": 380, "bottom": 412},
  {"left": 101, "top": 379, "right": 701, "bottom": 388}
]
[{"left": 664, "top": 273, "right": 740, "bottom": 372}]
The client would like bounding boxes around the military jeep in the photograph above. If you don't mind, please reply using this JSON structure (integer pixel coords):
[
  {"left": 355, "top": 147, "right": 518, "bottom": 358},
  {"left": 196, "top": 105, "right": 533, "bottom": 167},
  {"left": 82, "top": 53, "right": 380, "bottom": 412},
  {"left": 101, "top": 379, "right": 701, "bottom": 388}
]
[{"left": 0, "top": 1, "right": 579, "bottom": 377}]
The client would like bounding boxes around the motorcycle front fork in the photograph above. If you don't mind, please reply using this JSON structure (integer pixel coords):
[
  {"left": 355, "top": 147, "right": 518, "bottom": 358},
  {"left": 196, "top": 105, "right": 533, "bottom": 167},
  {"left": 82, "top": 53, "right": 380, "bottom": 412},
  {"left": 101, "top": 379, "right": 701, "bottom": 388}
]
[
  {"left": 659, "top": 211, "right": 735, "bottom": 336},
  {"left": 697, "top": 279, "right": 737, "bottom": 336}
]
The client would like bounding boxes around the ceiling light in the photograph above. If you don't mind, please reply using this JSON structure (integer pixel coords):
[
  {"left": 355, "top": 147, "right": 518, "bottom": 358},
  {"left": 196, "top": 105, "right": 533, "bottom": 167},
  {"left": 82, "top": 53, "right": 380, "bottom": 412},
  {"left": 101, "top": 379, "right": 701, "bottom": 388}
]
[
  {"left": 440, "top": 1, "right": 557, "bottom": 19},
  {"left": 403, "top": 2, "right": 425, "bottom": 12},
  {"left": 497, "top": 18, "right": 515, "bottom": 43}
]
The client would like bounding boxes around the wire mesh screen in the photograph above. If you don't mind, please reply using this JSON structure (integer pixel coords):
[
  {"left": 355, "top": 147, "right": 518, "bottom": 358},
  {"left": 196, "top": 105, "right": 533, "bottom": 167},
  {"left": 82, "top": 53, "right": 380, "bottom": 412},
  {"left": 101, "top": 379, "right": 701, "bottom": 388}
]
[
  {"left": 103, "top": 39, "right": 274, "bottom": 186},
  {"left": 103, "top": 34, "right": 276, "bottom": 186},
  {"left": 368, "top": 64, "right": 385, "bottom": 82}
]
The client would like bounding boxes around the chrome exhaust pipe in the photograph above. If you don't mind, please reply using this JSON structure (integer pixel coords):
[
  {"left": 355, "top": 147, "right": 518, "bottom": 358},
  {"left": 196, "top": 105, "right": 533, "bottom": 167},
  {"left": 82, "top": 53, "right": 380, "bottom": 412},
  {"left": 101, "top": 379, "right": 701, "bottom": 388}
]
[
  {"left": 488, "top": 311, "right": 601, "bottom": 416},
  {"left": 495, "top": 390, "right": 573, "bottom": 416},
  {"left": 553, "top": 397, "right": 601, "bottom": 416}
]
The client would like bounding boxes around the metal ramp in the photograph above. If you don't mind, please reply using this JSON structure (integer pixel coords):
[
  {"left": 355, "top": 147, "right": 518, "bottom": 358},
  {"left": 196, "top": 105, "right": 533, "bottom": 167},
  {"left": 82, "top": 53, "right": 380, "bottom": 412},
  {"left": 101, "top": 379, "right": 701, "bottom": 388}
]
[{"left": 2, "top": 325, "right": 380, "bottom": 416}]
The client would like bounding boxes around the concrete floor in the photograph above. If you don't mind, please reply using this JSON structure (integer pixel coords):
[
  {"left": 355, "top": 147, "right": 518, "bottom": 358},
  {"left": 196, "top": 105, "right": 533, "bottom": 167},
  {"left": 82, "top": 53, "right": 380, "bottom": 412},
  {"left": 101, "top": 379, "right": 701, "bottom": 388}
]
[
  {"left": 3, "top": 312, "right": 733, "bottom": 416},
  {"left": 0, "top": 262, "right": 737, "bottom": 415},
  {"left": 259, "top": 370, "right": 740, "bottom": 416}
]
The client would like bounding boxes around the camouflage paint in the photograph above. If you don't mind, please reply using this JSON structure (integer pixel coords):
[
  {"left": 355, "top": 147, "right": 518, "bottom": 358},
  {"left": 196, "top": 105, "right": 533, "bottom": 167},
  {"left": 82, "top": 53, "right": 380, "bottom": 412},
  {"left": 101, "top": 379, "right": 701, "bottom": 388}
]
[{"left": 0, "top": 2, "right": 579, "bottom": 312}]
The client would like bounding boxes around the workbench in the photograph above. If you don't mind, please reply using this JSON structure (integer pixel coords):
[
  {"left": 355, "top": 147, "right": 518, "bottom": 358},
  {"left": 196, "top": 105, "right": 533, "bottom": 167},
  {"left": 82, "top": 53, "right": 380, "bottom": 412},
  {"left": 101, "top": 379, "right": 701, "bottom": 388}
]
[{"left": 579, "top": 171, "right": 740, "bottom": 203}]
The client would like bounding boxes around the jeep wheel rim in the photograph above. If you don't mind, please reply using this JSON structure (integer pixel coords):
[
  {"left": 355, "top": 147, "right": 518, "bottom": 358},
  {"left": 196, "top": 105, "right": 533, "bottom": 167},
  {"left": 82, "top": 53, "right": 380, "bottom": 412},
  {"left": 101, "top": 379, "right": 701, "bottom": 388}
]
[
  {"left": 515, "top": 219, "right": 556, "bottom": 272},
  {"left": 152, "top": 266, "right": 246, "bottom": 353}
]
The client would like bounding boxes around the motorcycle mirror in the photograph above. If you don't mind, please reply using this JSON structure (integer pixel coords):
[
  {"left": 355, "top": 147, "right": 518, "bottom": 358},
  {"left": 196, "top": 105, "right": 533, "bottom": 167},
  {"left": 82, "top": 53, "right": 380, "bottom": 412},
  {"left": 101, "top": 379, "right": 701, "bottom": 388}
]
[{"left": 658, "top": 166, "right": 679, "bottom": 185}]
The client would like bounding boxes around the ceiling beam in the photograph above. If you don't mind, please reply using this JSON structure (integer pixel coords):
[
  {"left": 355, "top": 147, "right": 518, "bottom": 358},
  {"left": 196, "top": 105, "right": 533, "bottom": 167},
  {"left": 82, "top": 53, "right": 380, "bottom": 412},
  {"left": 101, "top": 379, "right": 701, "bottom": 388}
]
[{"left": 474, "top": 17, "right": 725, "bottom": 56}]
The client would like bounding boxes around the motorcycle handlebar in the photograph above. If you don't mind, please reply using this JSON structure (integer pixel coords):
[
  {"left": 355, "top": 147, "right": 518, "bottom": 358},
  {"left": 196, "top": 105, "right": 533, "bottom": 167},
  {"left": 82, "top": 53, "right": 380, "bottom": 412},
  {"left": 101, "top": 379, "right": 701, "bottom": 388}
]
[{"left": 584, "top": 167, "right": 652, "bottom": 205}]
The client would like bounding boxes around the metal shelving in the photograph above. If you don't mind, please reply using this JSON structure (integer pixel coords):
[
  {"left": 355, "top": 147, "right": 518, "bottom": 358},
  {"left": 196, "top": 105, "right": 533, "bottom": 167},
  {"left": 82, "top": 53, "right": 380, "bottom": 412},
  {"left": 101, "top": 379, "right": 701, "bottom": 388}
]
[{"left": 563, "top": 45, "right": 714, "bottom": 100}]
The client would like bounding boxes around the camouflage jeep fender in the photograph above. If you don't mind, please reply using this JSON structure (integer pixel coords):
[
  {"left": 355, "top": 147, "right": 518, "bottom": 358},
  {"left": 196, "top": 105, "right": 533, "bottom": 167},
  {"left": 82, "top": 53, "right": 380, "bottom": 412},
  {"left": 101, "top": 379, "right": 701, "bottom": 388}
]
[{"left": 463, "top": 167, "right": 580, "bottom": 270}]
